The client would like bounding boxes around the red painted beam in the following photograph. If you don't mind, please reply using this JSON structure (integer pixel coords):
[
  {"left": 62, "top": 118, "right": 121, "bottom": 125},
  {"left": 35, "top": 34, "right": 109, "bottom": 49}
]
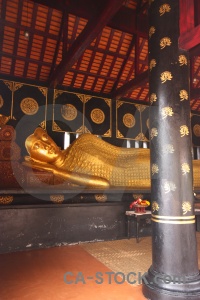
[
  {"left": 179, "top": 0, "right": 194, "bottom": 35},
  {"left": 179, "top": 24, "right": 200, "bottom": 50},
  {"left": 49, "top": 0, "right": 125, "bottom": 88}
]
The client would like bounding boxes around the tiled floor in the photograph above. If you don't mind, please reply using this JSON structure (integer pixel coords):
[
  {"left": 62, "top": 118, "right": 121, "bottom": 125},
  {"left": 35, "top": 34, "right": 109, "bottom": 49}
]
[
  {"left": 0, "top": 244, "right": 146, "bottom": 300},
  {"left": 1, "top": 233, "right": 200, "bottom": 300}
]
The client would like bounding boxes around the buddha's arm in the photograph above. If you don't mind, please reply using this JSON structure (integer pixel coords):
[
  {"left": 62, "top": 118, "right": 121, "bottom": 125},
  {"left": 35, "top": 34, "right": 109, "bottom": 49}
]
[{"left": 23, "top": 159, "right": 110, "bottom": 188}]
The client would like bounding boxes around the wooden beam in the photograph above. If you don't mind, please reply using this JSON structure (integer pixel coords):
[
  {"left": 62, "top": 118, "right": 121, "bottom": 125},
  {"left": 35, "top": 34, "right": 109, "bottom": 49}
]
[
  {"left": 111, "top": 70, "right": 148, "bottom": 100},
  {"left": 179, "top": 0, "right": 195, "bottom": 35},
  {"left": 179, "top": 24, "right": 200, "bottom": 50},
  {"left": 49, "top": 0, "right": 125, "bottom": 88},
  {"left": 190, "top": 88, "right": 200, "bottom": 99},
  {"left": 30, "top": 0, "right": 148, "bottom": 36}
]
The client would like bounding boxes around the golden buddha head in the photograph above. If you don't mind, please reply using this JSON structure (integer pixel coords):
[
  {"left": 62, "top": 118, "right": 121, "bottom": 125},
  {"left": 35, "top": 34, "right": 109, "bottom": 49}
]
[{"left": 25, "top": 127, "right": 61, "bottom": 163}]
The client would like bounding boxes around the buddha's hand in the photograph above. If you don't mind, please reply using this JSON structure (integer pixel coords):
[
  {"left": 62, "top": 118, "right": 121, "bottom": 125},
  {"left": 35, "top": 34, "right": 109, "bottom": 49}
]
[{"left": 23, "top": 157, "right": 55, "bottom": 173}]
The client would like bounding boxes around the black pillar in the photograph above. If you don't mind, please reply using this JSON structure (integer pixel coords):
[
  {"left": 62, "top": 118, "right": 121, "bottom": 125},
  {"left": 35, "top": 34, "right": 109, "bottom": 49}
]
[{"left": 142, "top": 1, "right": 200, "bottom": 299}]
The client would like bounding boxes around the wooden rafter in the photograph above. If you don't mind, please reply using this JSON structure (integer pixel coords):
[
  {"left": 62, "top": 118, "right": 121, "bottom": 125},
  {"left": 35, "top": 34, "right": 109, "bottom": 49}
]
[
  {"left": 49, "top": 0, "right": 125, "bottom": 88},
  {"left": 111, "top": 70, "right": 148, "bottom": 100}
]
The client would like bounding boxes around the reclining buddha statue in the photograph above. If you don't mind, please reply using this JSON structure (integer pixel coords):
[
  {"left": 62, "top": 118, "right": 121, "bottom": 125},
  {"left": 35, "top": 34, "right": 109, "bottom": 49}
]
[{"left": 24, "top": 127, "right": 200, "bottom": 189}]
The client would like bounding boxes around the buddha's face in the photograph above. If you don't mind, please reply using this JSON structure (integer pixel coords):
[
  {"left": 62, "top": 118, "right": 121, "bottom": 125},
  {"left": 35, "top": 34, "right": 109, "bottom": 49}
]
[{"left": 25, "top": 128, "right": 61, "bottom": 163}]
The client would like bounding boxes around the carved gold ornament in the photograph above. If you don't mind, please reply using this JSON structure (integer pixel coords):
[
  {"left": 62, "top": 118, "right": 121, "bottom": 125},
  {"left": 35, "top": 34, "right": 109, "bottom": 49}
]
[
  {"left": 50, "top": 195, "right": 64, "bottom": 204},
  {"left": 123, "top": 113, "right": 135, "bottom": 128},
  {"left": 182, "top": 202, "right": 192, "bottom": 215},
  {"left": 150, "top": 93, "right": 157, "bottom": 105},
  {"left": 181, "top": 163, "right": 190, "bottom": 175},
  {"left": 0, "top": 195, "right": 13, "bottom": 205},
  {"left": 152, "top": 164, "right": 159, "bottom": 176},
  {"left": 180, "top": 125, "right": 189, "bottom": 137},
  {"left": 193, "top": 124, "right": 200, "bottom": 137},
  {"left": 61, "top": 104, "right": 77, "bottom": 121},
  {"left": 0, "top": 95, "right": 4, "bottom": 108},
  {"left": 159, "top": 4, "right": 171, "bottom": 16},
  {"left": 179, "top": 55, "right": 187, "bottom": 66},
  {"left": 146, "top": 118, "right": 149, "bottom": 129},
  {"left": 91, "top": 108, "right": 105, "bottom": 124},
  {"left": 149, "top": 26, "right": 156, "bottom": 38},
  {"left": 161, "top": 107, "right": 174, "bottom": 119},
  {"left": 160, "top": 37, "right": 172, "bottom": 49},
  {"left": 150, "top": 59, "right": 156, "bottom": 71},
  {"left": 160, "top": 71, "right": 173, "bottom": 83},
  {"left": 20, "top": 98, "right": 39, "bottom": 115},
  {"left": 95, "top": 194, "right": 107, "bottom": 203},
  {"left": 163, "top": 181, "right": 176, "bottom": 193},
  {"left": 152, "top": 201, "right": 159, "bottom": 213},
  {"left": 150, "top": 128, "right": 158, "bottom": 140},
  {"left": 179, "top": 90, "right": 188, "bottom": 101},
  {"left": 162, "top": 144, "right": 175, "bottom": 154}
]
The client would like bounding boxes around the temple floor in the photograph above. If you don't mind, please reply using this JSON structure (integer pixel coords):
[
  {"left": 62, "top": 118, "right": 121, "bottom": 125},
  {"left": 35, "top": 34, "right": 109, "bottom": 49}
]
[{"left": 0, "top": 233, "right": 200, "bottom": 300}]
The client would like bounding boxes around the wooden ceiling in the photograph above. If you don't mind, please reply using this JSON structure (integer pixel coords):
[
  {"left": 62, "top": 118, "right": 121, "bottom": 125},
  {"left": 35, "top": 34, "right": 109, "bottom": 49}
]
[{"left": 1, "top": 0, "right": 200, "bottom": 112}]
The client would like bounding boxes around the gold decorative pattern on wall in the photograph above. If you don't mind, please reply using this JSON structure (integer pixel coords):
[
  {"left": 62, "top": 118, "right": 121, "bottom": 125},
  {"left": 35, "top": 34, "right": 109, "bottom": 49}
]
[
  {"left": 163, "top": 181, "right": 176, "bottom": 193},
  {"left": 61, "top": 104, "right": 77, "bottom": 121},
  {"left": 150, "top": 128, "right": 158, "bottom": 140},
  {"left": 0, "top": 195, "right": 13, "bottom": 205},
  {"left": 0, "top": 95, "right": 4, "bottom": 108},
  {"left": 162, "top": 144, "right": 175, "bottom": 154},
  {"left": 20, "top": 98, "right": 39, "bottom": 115},
  {"left": 181, "top": 163, "right": 190, "bottom": 175},
  {"left": 50, "top": 195, "right": 64, "bottom": 204},
  {"left": 123, "top": 113, "right": 135, "bottom": 128},
  {"left": 152, "top": 201, "right": 159, "bottom": 213},
  {"left": 90, "top": 108, "right": 105, "bottom": 124},
  {"left": 95, "top": 194, "right": 107, "bottom": 203},
  {"left": 152, "top": 163, "right": 159, "bottom": 175},
  {"left": 193, "top": 124, "right": 200, "bottom": 137}
]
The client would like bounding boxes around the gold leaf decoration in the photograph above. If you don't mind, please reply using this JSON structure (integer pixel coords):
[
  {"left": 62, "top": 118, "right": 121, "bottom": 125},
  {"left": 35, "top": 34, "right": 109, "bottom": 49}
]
[
  {"left": 180, "top": 125, "right": 189, "bottom": 137},
  {"left": 38, "top": 87, "right": 47, "bottom": 97},
  {"left": 91, "top": 108, "right": 105, "bottom": 124},
  {"left": 146, "top": 118, "right": 149, "bottom": 129},
  {"left": 103, "top": 129, "right": 111, "bottom": 137},
  {"left": 0, "top": 95, "right": 4, "bottom": 108},
  {"left": 136, "top": 105, "right": 147, "bottom": 113},
  {"left": 61, "top": 104, "right": 77, "bottom": 121},
  {"left": 83, "top": 126, "right": 91, "bottom": 134},
  {"left": 149, "top": 26, "right": 156, "bottom": 38},
  {"left": 150, "top": 128, "right": 158, "bottom": 140},
  {"left": 181, "top": 163, "right": 190, "bottom": 175},
  {"left": 179, "top": 90, "right": 188, "bottom": 101},
  {"left": 95, "top": 194, "right": 107, "bottom": 203},
  {"left": 160, "top": 37, "right": 172, "bottom": 49},
  {"left": 0, "top": 195, "right": 13, "bottom": 205},
  {"left": 54, "top": 89, "right": 64, "bottom": 100},
  {"left": 161, "top": 107, "right": 174, "bottom": 119},
  {"left": 50, "top": 195, "right": 64, "bottom": 204},
  {"left": 182, "top": 202, "right": 191, "bottom": 215},
  {"left": 160, "top": 71, "right": 173, "bottom": 83},
  {"left": 163, "top": 181, "right": 176, "bottom": 193},
  {"left": 150, "top": 93, "right": 157, "bottom": 104},
  {"left": 193, "top": 124, "right": 200, "bottom": 137},
  {"left": 104, "top": 98, "right": 111, "bottom": 107},
  {"left": 76, "top": 125, "right": 84, "bottom": 133},
  {"left": 52, "top": 121, "right": 62, "bottom": 131},
  {"left": 159, "top": 4, "right": 171, "bottom": 16},
  {"left": 123, "top": 113, "right": 135, "bottom": 128},
  {"left": 3, "top": 80, "right": 13, "bottom": 91},
  {"left": 162, "top": 144, "right": 175, "bottom": 154},
  {"left": 149, "top": 59, "right": 156, "bottom": 71},
  {"left": 152, "top": 163, "right": 159, "bottom": 176},
  {"left": 179, "top": 55, "right": 187, "bottom": 66},
  {"left": 13, "top": 82, "right": 23, "bottom": 91},
  {"left": 117, "top": 130, "right": 124, "bottom": 138},
  {"left": 40, "top": 121, "right": 46, "bottom": 129},
  {"left": 152, "top": 201, "right": 159, "bottom": 213},
  {"left": 116, "top": 100, "right": 123, "bottom": 108},
  {"left": 20, "top": 98, "right": 39, "bottom": 115}
]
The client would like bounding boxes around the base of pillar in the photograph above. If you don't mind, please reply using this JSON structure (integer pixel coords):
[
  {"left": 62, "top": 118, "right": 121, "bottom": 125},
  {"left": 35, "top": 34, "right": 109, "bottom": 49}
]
[{"left": 142, "top": 267, "right": 200, "bottom": 300}]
